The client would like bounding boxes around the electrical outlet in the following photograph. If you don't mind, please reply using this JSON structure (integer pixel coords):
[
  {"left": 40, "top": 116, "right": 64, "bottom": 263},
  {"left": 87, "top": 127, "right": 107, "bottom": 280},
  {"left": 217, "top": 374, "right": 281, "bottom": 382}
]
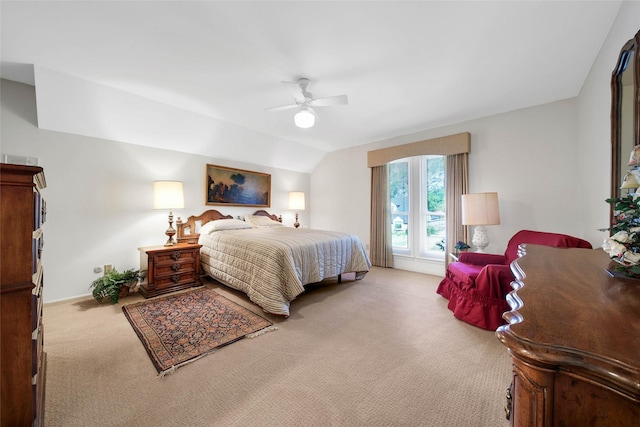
[
  {"left": 104, "top": 264, "right": 113, "bottom": 275},
  {"left": 93, "top": 266, "right": 103, "bottom": 274}
]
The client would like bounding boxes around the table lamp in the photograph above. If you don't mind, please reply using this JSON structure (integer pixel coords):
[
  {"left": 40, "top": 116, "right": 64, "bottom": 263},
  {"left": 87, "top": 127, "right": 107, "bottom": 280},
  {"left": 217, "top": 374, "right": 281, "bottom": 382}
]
[
  {"left": 288, "top": 192, "right": 305, "bottom": 228},
  {"left": 154, "top": 181, "right": 184, "bottom": 246},
  {"left": 462, "top": 192, "right": 500, "bottom": 252}
]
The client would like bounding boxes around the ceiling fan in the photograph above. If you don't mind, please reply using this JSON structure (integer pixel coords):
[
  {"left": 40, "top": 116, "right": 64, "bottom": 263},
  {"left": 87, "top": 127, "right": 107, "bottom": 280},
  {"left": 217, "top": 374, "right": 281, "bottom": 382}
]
[{"left": 265, "top": 78, "right": 348, "bottom": 128}]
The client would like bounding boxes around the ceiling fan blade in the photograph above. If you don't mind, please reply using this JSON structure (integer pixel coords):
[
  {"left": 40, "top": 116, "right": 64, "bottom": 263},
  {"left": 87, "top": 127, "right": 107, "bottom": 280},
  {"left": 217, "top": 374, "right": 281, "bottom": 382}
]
[
  {"left": 310, "top": 94, "right": 348, "bottom": 107},
  {"left": 281, "top": 81, "right": 305, "bottom": 101},
  {"left": 264, "top": 103, "right": 299, "bottom": 112}
]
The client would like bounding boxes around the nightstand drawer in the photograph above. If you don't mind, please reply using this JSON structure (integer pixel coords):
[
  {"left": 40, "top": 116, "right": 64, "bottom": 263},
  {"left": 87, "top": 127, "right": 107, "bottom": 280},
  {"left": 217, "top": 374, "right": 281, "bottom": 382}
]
[
  {"left": 152, "top": 249, "right": 197, "bottom": 265},
  {"left": 154, "top": 271, "right": 196, "bottom": 288},
  {"left": 155, "top": 261, "right": 194, "bottom": 276}
]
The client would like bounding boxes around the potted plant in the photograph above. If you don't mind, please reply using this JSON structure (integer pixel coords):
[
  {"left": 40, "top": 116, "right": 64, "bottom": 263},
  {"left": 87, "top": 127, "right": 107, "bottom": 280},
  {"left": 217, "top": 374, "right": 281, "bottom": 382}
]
[
  {"left": 454, "top": 240, "right": 471, "bottom": 255},
  {"left": 90, "top": 268, "right": 140, "bottom": 304}
]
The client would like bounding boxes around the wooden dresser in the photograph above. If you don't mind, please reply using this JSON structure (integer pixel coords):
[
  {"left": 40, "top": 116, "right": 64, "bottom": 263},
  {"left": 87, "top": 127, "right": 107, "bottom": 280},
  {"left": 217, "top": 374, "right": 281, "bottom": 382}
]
[
  {"left": 0, "top": 164, "right": 47, "bottom": 426},
  {"left": 496, "top": 245, "right": 640, "bottom": 427}
]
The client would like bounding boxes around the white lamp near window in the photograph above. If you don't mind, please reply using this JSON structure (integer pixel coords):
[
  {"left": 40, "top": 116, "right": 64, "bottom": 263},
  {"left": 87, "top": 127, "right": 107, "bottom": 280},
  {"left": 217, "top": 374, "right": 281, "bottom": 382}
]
[
  {"left": 154, "top": 181, "right": 184, "bottom": 246},
  {"left": 288, "top": 191, "right": 305, "bottom": 228},
  {"left": 462, "top": 192, "right": 500, "bottom": 252}
]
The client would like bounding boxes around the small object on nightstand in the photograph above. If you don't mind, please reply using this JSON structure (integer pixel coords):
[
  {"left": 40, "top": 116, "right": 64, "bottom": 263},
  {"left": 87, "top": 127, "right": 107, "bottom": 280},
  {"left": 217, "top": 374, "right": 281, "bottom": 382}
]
[{"left": 138, "top": 243, "right": 202, "bottom": 298}]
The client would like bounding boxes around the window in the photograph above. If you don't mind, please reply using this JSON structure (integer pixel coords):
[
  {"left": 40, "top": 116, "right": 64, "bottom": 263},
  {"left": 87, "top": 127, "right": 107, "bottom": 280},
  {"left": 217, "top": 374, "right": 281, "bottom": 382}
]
[{"left": 389, "top": 156, "right": 445, "bottom": 259}]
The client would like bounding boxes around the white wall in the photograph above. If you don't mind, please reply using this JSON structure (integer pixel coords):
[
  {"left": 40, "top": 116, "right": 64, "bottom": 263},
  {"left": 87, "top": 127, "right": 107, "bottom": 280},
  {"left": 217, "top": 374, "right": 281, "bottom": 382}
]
[{"left": 1, "top": 79, "right": 310, "bottom": 302}]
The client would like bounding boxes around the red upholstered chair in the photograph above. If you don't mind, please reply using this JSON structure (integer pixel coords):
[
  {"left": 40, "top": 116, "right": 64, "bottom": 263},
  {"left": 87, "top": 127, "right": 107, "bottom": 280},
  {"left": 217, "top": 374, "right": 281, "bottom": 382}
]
[{"left": 437, "top": 230, "right": 592, "bottom": 330}]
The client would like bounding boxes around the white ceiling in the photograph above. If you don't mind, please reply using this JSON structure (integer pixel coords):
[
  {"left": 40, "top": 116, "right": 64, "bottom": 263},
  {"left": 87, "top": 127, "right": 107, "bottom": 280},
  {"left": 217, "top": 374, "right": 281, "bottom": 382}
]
[{"left": 0, "top": 1, "right": 622, "bottom": 172}]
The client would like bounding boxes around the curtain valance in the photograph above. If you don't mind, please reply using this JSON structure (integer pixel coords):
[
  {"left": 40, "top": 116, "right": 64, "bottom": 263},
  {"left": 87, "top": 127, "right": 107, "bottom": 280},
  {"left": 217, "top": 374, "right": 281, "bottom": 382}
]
[{"left": 367, "top": 132, "right": 470, "bottom": 167}]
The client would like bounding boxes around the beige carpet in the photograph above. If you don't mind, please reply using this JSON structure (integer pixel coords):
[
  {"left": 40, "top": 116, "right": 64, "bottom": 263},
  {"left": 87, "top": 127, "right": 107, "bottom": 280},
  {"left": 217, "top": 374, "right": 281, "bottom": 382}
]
[{"left": 44, "top": 267, "right": 511, "bottom": 426}]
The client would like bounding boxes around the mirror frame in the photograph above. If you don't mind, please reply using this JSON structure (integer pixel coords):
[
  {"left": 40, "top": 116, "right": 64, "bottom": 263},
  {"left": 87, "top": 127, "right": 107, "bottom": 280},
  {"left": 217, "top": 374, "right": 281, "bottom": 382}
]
[{"left": 611, "top": 29, "right": 640, "bottom": 226}]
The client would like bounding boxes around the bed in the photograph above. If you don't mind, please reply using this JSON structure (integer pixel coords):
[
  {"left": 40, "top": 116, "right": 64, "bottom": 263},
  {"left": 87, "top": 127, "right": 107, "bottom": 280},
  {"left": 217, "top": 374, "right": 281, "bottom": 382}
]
[{"left": 176, "top": 210, "right": 371, "bottom": 316}]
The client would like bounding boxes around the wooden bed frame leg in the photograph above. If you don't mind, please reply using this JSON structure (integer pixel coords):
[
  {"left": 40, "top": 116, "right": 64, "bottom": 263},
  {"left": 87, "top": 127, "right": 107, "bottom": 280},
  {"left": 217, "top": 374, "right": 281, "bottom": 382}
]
[{"left": 338, "top": 274, "right": 342, "bottom": 283}]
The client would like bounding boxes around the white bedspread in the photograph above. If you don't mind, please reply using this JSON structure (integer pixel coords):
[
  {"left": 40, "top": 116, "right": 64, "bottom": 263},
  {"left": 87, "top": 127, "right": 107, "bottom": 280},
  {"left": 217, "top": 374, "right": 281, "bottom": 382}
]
[{"left": 198, "top": 227, "right": 371, "bottom": 316}]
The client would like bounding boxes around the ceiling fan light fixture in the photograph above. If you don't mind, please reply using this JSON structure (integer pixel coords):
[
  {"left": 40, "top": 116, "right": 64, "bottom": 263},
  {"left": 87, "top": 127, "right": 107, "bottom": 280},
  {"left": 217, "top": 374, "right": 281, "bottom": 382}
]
[{"left": 294, "top": 107, "right": 315, "bottom": 128}]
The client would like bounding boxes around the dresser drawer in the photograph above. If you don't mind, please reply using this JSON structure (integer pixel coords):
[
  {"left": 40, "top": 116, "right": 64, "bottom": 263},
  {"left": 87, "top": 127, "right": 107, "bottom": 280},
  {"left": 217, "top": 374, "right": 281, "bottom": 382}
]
[
  {"left": 31, "top": 290, "right": 43, "bottom": 332},
  {"left": 32, "top": 351, "right": 46, "bottom": 427},
  {"left": 32, "top": 234, "right": 43, "bottom": 274},
  {"left": 31, "top": 323, "right": 43, "bottom": 377}
]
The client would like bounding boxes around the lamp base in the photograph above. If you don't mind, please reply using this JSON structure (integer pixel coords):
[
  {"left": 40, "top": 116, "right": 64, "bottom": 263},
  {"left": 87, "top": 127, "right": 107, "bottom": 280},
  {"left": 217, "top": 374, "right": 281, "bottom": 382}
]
[
  {"left": 472, "top": 225, "right": 489, "bottom": 252},
  {"left": 164, "top": 210, "right": 177, "bottom": 246},
  {"left": 293, "top": 211, "right": 300, "bottom": 228}
]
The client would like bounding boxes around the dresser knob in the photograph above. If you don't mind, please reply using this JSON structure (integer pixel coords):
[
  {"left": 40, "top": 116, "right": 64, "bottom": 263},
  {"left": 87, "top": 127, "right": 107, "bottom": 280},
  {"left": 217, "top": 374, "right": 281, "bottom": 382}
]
[
  {"left": 171, "top": 252, "right": 181, "bottom": 260},
  {"left": 171, "top": 263, "right": 180, "bottom": 271},
  {"left": 172, "top": 274, "right": 181, "bottom": 283}
]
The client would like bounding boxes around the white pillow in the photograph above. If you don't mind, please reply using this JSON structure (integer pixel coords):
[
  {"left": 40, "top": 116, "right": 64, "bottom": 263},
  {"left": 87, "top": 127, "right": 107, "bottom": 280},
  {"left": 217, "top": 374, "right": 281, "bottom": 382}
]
[
  {"left": 244, "top": 214, "right": 283, "bottom": 228},
  {"left": 199, "top": 218, "right": 252, "bottom": 234}
]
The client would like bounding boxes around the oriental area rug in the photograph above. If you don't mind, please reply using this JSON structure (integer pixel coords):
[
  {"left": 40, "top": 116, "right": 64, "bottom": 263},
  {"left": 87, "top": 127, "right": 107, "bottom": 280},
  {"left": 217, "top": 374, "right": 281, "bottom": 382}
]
[{"left": 122, "top": 287, "right": 276, "bottom": 377}]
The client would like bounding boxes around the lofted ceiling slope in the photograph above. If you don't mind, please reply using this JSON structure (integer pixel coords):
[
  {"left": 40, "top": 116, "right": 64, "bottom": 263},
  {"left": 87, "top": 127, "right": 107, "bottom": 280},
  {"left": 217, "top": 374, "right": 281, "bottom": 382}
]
[{"left": 0, "top": 1, "right": 622, "bottom": 173}]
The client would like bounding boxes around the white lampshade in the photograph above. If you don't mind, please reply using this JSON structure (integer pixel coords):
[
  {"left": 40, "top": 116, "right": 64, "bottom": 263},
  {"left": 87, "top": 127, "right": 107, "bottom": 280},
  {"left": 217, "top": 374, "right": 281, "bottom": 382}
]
[
  {"left": 462, "top": 192, "right": 500, "bottom": 225},
  {"left": 153, "top": 181, "right": 185, "bottom": 210},
  {"left": 294, "top": 108, "right": 315, "bottom": 128},
  {"left": 288, "top": 192, "right": 306, "bottom": 210}
]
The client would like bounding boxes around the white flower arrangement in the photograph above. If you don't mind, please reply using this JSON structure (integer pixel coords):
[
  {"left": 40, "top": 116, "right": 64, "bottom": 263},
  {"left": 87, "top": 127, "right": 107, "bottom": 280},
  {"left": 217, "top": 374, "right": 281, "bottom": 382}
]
[{"left": 603, "top": 193, "right": 640, "bottom": 277}]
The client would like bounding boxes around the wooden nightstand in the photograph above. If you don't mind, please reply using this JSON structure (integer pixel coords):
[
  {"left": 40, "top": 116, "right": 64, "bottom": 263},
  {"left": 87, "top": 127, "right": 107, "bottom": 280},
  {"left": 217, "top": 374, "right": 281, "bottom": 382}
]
[{"left": 138, "top": 243, "right": 202, "bottom": 298}]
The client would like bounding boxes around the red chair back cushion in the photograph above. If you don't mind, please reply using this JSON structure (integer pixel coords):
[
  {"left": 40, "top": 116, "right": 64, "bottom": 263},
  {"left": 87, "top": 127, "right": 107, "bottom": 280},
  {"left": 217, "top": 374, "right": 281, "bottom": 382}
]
[{"left": 504, "top": 230, "right": 593, "bottom": 265}]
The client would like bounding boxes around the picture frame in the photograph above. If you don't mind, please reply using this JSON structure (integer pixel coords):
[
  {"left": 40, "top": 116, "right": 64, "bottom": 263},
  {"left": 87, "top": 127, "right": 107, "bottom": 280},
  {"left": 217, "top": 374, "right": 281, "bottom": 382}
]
[{"left": 205, "top": 164, "right": 271, "bottom": 207}]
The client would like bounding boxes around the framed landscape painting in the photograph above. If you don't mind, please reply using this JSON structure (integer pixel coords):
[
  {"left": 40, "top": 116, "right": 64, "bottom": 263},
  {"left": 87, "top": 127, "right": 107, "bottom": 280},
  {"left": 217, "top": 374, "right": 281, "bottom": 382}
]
[{"left": 205, "top": 164, "right": 271, "bottom": 207}]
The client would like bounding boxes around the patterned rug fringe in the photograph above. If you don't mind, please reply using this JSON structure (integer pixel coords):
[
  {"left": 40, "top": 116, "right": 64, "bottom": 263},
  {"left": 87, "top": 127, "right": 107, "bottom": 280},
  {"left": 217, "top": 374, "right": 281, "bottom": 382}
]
[
  {"left": 157, "top": 349, "right": 218, "bottom": 378},
  {"left": 156, "top": 325, "right": 278, "bottom": 378},
  {"left": 245, "top": 325, "right": 279, "bottom": 338}
]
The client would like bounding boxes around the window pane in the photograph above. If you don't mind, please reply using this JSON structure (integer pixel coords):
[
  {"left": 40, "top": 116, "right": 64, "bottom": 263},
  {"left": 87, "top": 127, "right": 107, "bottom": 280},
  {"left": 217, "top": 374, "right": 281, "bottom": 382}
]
[
  {"left": 426, "top": 212, "right": 445, "bottom": 251},
  {"left": 392, "top": 214, "right": 409, "bottom": 249},
  {"left": 389, "top": 161, "right": 408, "bottom": 213},
  {"left": 425, "top": 157, "right": 444, "bottom": 213},
  {"left": 424, "top": 156, "right": 445, "bottom": 253},
  {"left": 389, "top": 160, "right": 409, "bottom": 250}
]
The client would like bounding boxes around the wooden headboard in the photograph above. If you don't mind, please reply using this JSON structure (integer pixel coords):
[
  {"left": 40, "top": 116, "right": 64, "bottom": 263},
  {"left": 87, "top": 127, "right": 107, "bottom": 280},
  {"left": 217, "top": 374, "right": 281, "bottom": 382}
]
[
  {"left": 252, "top": 209, "right": 283, "bottom": 223},
  {"left": 176, "top": 210, "right": 233, "bottom": 244},
  {"left": 176, "top": 209, "right": 282, "bottom": 244}
]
